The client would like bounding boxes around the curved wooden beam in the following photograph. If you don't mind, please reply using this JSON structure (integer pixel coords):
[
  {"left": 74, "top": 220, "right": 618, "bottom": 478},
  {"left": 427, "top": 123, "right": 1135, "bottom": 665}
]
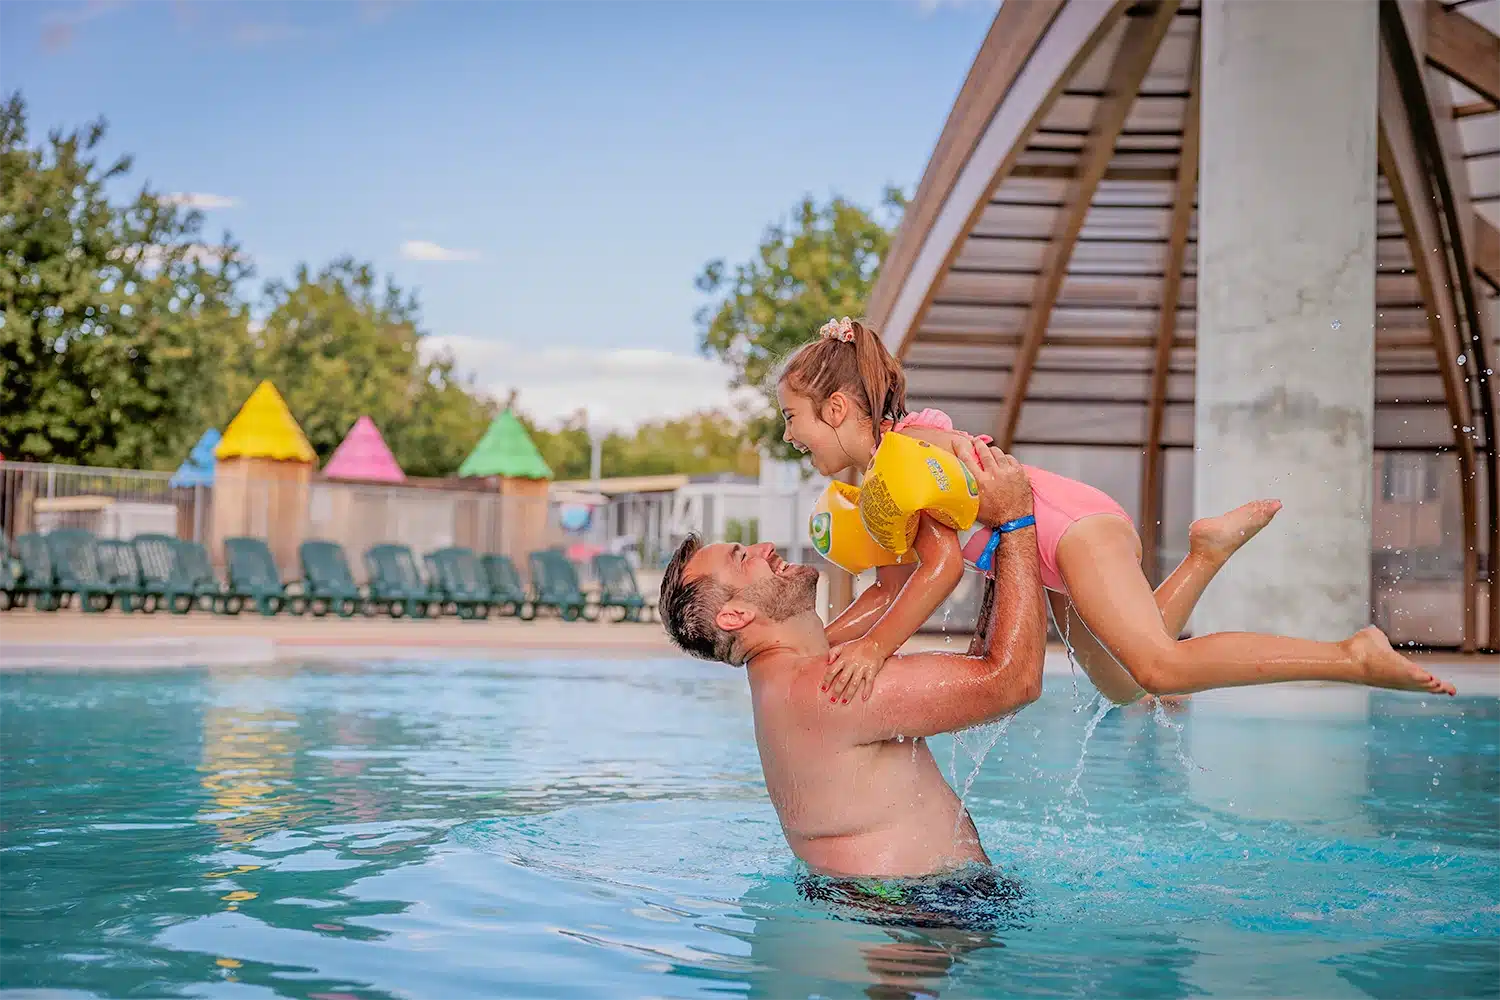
[
  {"left": 1379, "top": 30, "right": 1481, "bottom": 650},
  {"left": 878, "top": 0, "right": 1133, "bottom": 358},
  {"left": 1140, "top": 25, "right": 1200, "bottom": 587},
  {"left": 867, "top": 0, "right": 1067, "bottom": 332},
  {"left": 1425, "top": 0, "right": 1499, "bottom": 106},
  {"left": 995, "top": 0, "right": 1182, "bottom": 448}
]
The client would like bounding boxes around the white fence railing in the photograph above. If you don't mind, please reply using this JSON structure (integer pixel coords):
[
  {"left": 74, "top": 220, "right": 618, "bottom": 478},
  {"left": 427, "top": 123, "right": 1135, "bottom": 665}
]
[{"left": 0, "top": 460, "right": 209, "bottom": 542}]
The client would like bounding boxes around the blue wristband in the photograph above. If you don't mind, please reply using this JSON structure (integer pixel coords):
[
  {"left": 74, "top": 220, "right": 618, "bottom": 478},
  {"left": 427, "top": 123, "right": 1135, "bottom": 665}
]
[
  {"left": 974, "top": 530, "right": 1003, "bottom": 572},
  {"left": 974, "top": 514, "right": 1036, "bottom": 573},
  {"left": 998, "top": 513, "right": 1036, "bottom": 534}
]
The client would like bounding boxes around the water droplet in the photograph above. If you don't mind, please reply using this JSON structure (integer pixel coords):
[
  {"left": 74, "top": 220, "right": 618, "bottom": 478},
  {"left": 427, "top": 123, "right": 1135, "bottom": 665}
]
[
  {"left": 1330, "top": 319, "right": 1341, "bottom": 330},
  {"left": 896, "top": 734, "right": 904, "bottom": 743},
  {"left": 1432, "top": 777, "right": 1440, "bottom": 786}
]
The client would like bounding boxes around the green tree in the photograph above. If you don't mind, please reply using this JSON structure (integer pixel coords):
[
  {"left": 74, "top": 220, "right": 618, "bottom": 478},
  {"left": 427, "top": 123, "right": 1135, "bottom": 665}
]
[
  {"left": 0, "top": 93, "right": 252, "bottom": 468},
  {"left": 518, "top": 408, "right": 760, "bottom": 480},
  {"left": 247, "top": 258, "right": 495, "bottom": 478},
  {"left": 694, "top": 190, "right": 904, "bottom": 458},
  {"left": 605, "top": 410, "right": 759, "bottom": 478},
  {"left": 518, "top": 409, "right": 591, "bottom": 480},
  {"left": 385, "top": 350, "right": 497, "bottom": 479}
]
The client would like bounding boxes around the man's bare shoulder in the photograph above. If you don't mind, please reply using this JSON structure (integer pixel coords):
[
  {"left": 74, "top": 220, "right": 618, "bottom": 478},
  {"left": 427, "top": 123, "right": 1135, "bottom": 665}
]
[{"left": 750, "top": 650, "right": 849, "bottom": 722}]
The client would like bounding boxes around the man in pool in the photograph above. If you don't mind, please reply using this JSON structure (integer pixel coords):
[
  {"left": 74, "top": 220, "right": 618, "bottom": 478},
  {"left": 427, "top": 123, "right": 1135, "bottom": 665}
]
[{"left": 658, "top": 441, "right": 1046, "bottom": 881}]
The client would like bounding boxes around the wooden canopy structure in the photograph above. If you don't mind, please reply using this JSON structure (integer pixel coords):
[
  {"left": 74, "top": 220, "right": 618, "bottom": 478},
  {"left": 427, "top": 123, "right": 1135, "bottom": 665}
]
[{"left": 866, "top": 0, "right": 1499, "bottom": 651}]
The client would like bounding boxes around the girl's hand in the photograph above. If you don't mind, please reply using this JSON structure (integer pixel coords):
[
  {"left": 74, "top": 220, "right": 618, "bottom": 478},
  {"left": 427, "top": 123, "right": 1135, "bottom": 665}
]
[{"left": 822, "top": 637, "right": 887, "bottom": 704}]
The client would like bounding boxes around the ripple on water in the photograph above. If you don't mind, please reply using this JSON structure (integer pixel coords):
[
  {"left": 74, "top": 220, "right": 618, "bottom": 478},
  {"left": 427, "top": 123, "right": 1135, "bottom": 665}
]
[{"left": 451, "top": 798, "right": 791, "bottom": 890}]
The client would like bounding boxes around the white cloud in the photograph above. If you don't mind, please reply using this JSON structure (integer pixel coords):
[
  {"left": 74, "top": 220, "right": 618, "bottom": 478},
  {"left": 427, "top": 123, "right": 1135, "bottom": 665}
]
[
  {"left": 163, "top": 192, "right": 239, "bottom": 210},
  {"left": 426, "top": 335, "right": 765, "bottom": 431},
  {"left": 400, "top": 240, "right": 480, "bottom": 263}
]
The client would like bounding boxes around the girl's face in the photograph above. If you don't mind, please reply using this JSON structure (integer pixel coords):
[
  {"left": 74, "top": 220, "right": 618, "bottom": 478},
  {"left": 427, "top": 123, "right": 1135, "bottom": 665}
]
[{"left": 776, "top": 382, "right": 861, "bottom": 477}]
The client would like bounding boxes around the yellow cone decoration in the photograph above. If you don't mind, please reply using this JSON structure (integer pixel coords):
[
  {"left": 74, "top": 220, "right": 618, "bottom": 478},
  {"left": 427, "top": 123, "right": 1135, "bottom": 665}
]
[{"left": 214, "top": 381, "right": 316, "bottom": 463}]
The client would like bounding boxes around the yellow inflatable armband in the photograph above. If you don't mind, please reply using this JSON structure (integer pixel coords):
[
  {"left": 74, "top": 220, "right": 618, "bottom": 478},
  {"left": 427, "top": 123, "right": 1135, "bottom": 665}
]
[
  {"left": 809, "top": 481, "right": 916, "bottom": 575},
  {"left": 856, "top": 431, "right": 979, "bottom": 557}
]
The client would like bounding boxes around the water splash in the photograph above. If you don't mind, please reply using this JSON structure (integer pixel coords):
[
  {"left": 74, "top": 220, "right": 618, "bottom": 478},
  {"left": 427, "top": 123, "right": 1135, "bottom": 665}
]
[
  {"left": 1053, "top": 599, "right": 1084, "bottom": 704},
  {"left": 950, "top": 715, "right": 1014, "bottom": 838},
  {"left": 1150, "top": 697, "right": 1201, "bottom": 772},
  {"left": 1064, "top": 696, "right": 1115, "bottom": 807}
]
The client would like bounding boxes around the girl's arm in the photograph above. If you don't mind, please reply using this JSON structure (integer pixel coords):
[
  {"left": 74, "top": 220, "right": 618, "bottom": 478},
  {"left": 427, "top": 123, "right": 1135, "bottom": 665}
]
[
  {"left": 821, "top": 515, "right": 966, "bottom": 704},
  {"left": 824, "top": 563, "right": 917, "bottom": 646}
]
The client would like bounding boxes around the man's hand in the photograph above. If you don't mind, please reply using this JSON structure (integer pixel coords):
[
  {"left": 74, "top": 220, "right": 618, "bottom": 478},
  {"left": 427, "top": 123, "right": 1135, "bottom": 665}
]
[
  {"left": 822, "top": 636, "right": 886, "bottom": 704},
  {"left": 951, "top": 438, "right": 1032, "bottom": 527}
]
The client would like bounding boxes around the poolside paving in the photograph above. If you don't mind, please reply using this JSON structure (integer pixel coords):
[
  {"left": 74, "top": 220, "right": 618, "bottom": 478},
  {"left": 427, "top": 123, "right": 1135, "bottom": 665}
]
[{"left": 0, "top": 607, "right": 678, "bottom": 667}]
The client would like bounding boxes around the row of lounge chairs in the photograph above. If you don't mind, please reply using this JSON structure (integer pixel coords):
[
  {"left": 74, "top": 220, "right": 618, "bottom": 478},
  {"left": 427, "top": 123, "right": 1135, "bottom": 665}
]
[{"left": 0, "top": 529, "right": 656, "bottom": 623}]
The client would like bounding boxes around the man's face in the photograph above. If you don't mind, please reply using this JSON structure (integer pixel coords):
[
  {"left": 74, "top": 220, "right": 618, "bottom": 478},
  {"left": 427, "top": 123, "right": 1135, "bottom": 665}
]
[{"left": 686, "top": 541, "right": 819, "bottom": 622}]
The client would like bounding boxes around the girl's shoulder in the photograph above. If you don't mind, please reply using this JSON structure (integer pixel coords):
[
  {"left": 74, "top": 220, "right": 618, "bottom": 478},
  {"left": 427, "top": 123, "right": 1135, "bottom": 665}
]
[
  {"left": 888, "top": 408, "right": 980, "bottom": 449},
  {"left": 893, "top": 425, "right": 969, "bottom": 450}
]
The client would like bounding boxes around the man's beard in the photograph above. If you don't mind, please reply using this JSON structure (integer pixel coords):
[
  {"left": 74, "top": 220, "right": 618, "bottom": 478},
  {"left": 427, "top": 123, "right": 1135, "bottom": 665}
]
[{"left": 738, "top": 565, "right": 819, "bottom": 623}]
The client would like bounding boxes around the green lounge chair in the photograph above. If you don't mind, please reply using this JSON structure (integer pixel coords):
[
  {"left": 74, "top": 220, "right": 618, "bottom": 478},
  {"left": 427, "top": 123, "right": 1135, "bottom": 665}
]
[
  {"left": 94, "top": 539, "right": 148, "bottom": 613},
  {"left": 45, "top": 529, "right": 122, "bottom": 613},
  {"left": 133, "top": 535, "right": 238, "bottom": 614},
  {"left": 364, "top": 544, "right": 439, "bottom": 619},
  {"left": 299, "top": 540, "right": 365, "bottom": 618},
  {"left": 592, "top": 552, "right": 656, "bottom": 623},
  {"left": 480, "top": 553, "right": 528, "bottom": 618},
  {"left": 133, "top": 534, "right": 189, "bottom": 614},
  {"left": 224, "top": 537, "right": 302, "bottom": 617},
  {"left": 528, "top": 549, "right": 592, "bottom": 622},
  {"left": 178, "top": 540, "right": 242, "bottom": 614},
  {"left": 13, "top": 534, "right": 64, "bottom": 611},
  {"left": 425, "top": 547, "right": 492, "bottom": 620}
]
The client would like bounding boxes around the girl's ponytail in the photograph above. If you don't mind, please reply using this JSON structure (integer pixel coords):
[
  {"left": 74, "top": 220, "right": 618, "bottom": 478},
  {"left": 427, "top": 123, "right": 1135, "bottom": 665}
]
[
  {"left": 776, "top": 315, "right": 909, "bottom": 429},
  {"left": 850, "top": 319, "right": 907, "bottom": 428}
]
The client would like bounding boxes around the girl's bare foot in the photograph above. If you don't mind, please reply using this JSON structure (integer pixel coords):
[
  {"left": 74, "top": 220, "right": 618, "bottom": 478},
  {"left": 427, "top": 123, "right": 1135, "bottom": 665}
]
[
  {"left": 1188, "top": 499, "right": 1283, "bottom": 565},
  {"left": 1345, "top": 626, "right": 1456, "bottom": 695}
]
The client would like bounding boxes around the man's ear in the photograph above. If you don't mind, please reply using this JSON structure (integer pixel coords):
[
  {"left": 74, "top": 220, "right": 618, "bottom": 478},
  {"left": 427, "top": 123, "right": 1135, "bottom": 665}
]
[{"left": 715, "top": 599, "right": 758, "bottom": 634}]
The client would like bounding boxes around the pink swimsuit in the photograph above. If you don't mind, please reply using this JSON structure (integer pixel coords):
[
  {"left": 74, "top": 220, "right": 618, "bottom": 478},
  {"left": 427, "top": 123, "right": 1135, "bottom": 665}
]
[{"left": 889, "top": 409, "right": 1133, "bottom": 594}]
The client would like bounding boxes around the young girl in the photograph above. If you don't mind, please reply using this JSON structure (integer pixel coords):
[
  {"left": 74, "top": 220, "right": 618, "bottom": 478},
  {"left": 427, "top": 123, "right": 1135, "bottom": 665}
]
[{"left": 776, "top": 316, "right": 1455, "bottom": 706}]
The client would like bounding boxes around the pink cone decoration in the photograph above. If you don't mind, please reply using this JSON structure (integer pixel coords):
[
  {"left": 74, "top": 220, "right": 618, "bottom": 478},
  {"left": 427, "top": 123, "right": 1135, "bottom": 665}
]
[{"left": 323, "top": 416, "right": 406, "bottom": 483}]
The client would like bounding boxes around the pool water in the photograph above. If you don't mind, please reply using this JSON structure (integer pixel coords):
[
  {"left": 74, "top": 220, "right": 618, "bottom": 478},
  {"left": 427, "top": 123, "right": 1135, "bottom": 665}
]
[{"left": 1, "top": 656, "right": 1496, "bottom": 1000}]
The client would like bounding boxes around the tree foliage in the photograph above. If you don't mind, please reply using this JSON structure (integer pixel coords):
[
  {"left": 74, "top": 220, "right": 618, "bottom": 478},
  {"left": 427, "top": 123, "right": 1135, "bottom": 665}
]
[
  {"left": 0, "top": 92, "right": 252, "bottom": 468},
  {"left": 246, "top": 258, "right": 495, "bottom": 478},
  {"left": 0, "top": 95, "right": 496, "bottom": 477},
  {"left": 520, "top": 409, "right": 760, "bottom": 481},
  {"left": 694, "top": 190, "right": 904, "bottom": 458},
  {"left": 0, "top": 94, "right": 768, "bottom": 480},
  {"left": 383, "top": 351, "right": 498, "bottom": 479}
]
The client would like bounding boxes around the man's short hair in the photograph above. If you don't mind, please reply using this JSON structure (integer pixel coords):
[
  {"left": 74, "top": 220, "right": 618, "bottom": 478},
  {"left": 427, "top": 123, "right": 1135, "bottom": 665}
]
[{"left": 659, "top": 533, "right": 737, "bottom": 663}]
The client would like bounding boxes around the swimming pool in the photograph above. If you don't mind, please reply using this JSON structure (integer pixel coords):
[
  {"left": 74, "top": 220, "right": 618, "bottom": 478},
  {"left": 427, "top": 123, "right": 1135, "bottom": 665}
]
[{"left": 1, "top": 656, "right": 1495, "bottom": 999}]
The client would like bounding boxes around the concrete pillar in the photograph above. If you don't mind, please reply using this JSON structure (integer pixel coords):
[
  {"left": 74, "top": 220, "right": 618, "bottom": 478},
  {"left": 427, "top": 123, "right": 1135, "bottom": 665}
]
[{"left": 1193, "top": 0, "right": 1378, "bottom": 640}]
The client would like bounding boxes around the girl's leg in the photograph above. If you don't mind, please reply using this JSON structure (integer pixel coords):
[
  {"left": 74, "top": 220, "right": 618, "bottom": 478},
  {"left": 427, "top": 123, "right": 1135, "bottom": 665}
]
[
  {"left": 1155, "top": 499, "right": 1283, "bottom": 637},
  {"left": 1050, "top": 500, "right": 1283, "bottom": 703},
  {"left": 1057, "top": 515, "right": 1454, "bottom": 700},
  {"left": 1049, "top": 592, "right": 1148, "bottom": 704}
]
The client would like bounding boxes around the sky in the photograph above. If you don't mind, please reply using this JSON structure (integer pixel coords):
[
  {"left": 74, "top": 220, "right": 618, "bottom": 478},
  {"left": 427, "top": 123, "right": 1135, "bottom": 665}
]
[{"left": 1, "top": 0, "right": 998, "bottom": 429}]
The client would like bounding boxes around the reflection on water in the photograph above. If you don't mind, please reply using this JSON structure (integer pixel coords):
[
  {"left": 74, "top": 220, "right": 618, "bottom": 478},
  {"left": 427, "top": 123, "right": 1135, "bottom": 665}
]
[
  {"left": 199, "top": 702, "right": 301, "bottom": 846},
  {"left": 1, "top": 658, "right": 1497, "bottom": 1000}
]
